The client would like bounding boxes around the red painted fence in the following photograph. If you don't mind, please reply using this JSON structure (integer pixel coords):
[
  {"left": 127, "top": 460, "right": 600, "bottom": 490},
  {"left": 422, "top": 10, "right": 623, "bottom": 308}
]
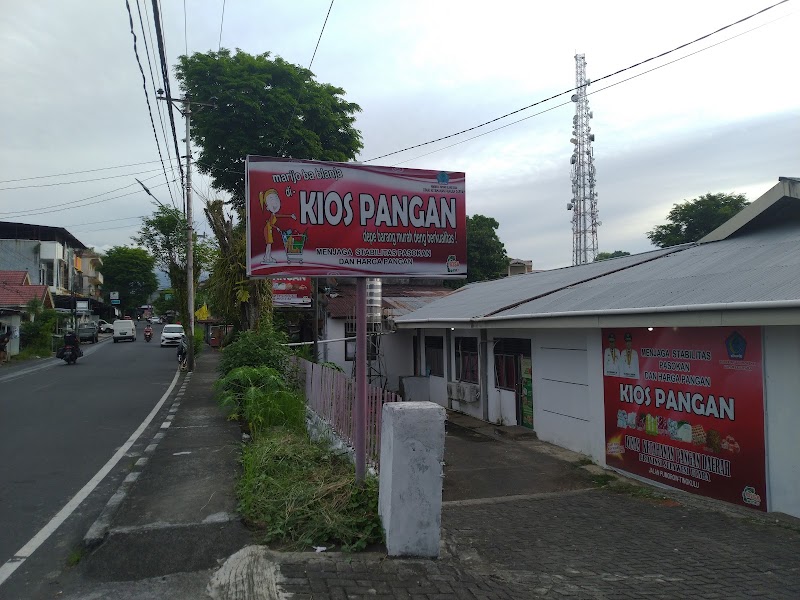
[{"left": 291, "top": 358, "right": 402, "bottom": 468}]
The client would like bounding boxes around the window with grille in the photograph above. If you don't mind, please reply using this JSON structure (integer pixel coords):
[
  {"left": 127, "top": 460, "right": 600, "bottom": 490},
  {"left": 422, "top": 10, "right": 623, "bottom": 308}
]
[
  {"left": 424, "top": 336, "right": 444, "bottom": 377},
  {"left": 455, "top": 337, "right": 479, "bottom": 383},
  {"left": 493, "top": 338, "right": 531, "bottom": 390}
]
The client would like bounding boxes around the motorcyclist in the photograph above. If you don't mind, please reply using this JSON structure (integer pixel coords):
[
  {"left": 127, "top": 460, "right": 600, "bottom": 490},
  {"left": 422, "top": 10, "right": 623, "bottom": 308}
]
[
  {"left": 62, "top": 329, "right": 83, "bottom": 357},
  {"left": 177, "top": 334, "right": 188, "bottom": 365},
  {"left": 144, "top": 323, "right": 153, "bottom": 338}
]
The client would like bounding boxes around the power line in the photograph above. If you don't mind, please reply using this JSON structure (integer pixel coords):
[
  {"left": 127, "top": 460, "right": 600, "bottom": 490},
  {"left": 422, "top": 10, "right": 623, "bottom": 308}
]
[
  {"left": 151, "top": 0, "right": 186, "bottom": 194},
  {"left": 60, "top": 215, "right": 148, "bottom": 228},
  {"left": 363, "top": 0, "right": 791, "bottom": 163},
  {"left": 136, "top": 0, "right": 179, "bottom": 209},
  {"left": 0, "top": 158, "right": 179, "bottom": 185},
  {"left": 142, "top": 0, "right": 183, "bottom": 204},
  {"left": 0, "top": 174, "right": 166, "bottom": 218},
  {"left": 124, "top": 0, "right": 178, "bottom": 210},
  {"left": 309, "top": 0, "right": 335, "bottom": 69},
  {"left": 0, "top": 167, "right": 163, "bottom": 191},
  {"left": 183, "top": 0, "right": 188, "bottom": 55},
  {"left": 391, "top": 12, "right": 789, "bottom": 167},
  {"left": 218, "top": 0, "right": 226, "bottom": 51}
]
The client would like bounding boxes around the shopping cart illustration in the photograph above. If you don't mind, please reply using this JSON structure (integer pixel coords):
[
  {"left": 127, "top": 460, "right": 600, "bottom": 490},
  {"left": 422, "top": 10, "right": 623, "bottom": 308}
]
[{"left": 279, "top": 228, "right": 308, "bottom": 263}]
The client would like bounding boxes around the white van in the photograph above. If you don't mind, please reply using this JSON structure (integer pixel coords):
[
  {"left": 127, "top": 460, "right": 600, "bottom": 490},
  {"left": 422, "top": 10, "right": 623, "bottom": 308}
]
[{"left": 113, "top": 319, "right": 137, "bottom": 343}]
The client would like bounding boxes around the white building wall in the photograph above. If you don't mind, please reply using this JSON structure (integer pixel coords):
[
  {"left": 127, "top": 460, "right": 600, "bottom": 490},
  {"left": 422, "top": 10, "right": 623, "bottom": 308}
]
[
  {"left": 764, "top": 325, "right": 800, "bottom": 518},
  {"left": 381, "top": 330, "right": 414, "bottom": 392},
  {"left": 323, "top": 317, "right": 347, "bottom": 371},
  {"left": 531, "top": 328, "right": 605, "bottom": 462},
  {"left": 39, "top": 241, "right": 64, "bottom": 261}
]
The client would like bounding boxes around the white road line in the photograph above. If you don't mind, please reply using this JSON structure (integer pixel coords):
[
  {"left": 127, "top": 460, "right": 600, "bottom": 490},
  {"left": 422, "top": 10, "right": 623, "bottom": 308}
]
[{"left": 0, "top": 369, "right": 181, "bottom": 588}]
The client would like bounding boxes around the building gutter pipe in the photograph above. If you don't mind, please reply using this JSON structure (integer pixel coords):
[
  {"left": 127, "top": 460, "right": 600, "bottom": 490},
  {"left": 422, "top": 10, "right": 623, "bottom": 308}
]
[{"left": 397, "top": 299, "right": 800, "bottom": 327}]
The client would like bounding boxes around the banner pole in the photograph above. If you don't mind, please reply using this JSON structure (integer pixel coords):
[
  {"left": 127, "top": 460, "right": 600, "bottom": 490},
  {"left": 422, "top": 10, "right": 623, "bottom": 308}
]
[{"left": 355, "top": 277, "right": 367, "bottom": 482}]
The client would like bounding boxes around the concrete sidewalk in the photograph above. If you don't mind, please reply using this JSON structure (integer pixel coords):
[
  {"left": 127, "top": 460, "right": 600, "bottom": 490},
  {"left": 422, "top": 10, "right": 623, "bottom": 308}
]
[{"left": 59, "top": 352, "right": 800, "bottom": 599}]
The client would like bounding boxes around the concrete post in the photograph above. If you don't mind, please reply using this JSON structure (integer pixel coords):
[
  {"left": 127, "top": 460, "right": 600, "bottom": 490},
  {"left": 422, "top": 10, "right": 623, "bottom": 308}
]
[{"left": 379, "top": 401, "right": 446, "bottom": 557}]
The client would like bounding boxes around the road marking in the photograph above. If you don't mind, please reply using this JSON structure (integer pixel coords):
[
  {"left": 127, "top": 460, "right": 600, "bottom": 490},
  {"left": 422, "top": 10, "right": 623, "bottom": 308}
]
[
  {"left": 0, "top": 369, "right": 181, "bottom": 588},
  {"left": 0, "top": 338, "right": 110, "bottom": 384}
]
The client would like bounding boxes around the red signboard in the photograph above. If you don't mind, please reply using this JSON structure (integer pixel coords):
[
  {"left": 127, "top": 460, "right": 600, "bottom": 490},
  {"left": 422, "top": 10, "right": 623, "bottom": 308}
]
[
  {"left": 602, "top": 327, "right": 766, "bottom": 510},
  {"left": 246, "top": 156, "right": 467, "bottom": 278},
  {"left": 272, "top": 277, "right": 312, "bottom": 307}
]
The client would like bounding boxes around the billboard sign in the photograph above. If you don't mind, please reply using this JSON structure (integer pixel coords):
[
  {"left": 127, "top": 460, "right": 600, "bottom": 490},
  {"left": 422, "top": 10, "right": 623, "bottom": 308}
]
[
  {"left": 602, "top": 327, "right": 766, "bottom": 510},
  {"left": 246, "top": 156, "right": 467, "bottom": 278},
  {"left": 273, "top": 277, "right": 312, "bottom": 307}
]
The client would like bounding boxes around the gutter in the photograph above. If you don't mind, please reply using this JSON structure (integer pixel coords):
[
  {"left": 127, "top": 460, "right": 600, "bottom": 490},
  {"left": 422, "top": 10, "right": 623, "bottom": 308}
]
[{"left": 397, "top": 299, "right": 800, "bottom": 328}]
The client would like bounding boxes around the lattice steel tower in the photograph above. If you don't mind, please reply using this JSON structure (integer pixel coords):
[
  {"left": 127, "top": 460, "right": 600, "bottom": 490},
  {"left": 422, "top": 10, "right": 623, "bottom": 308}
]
[{"left": 567, "top": 54, "right": 599, "bottom": 265}]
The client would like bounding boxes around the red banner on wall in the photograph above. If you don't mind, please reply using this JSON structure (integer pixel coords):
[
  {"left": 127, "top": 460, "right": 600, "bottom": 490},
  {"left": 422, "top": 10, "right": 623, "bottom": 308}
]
[
  {"left": 602, "top": 327, "right": 766, "bottom": 510},
  {"left": 272, "top": 277, "right": 312, "bottom": 307},
  {"left": 246, "top": 156, "right": 467, "bottom": 278}
]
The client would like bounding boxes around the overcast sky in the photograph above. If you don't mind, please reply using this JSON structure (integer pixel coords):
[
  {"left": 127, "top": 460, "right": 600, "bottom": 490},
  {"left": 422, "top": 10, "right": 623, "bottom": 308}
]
[{"left": 0, "top": 0, "right": 797, "bottom": 270}]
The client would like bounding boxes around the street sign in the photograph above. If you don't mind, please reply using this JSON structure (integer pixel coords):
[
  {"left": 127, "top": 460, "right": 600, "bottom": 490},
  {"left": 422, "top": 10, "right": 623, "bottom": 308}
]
[
  {"left": 110, "top": 291, "right": 119, "bottom": 300},
  {"left": 111, "top": 299, "right": 120, "bottom": 305},
  {"left": 75, "top": 300, "right": 89, "bottom": 312}
]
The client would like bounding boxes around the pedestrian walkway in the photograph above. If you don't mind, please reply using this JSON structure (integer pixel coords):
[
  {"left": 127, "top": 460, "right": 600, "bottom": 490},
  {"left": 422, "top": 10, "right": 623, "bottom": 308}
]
[{"left": 60, "top": 351, "right": 800, "bottom": 599}]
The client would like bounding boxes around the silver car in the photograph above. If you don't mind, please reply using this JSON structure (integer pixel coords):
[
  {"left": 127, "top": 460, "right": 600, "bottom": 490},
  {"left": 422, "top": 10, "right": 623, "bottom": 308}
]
[{"left": 160, "top": 324, "right": 185, "bottom": 347}]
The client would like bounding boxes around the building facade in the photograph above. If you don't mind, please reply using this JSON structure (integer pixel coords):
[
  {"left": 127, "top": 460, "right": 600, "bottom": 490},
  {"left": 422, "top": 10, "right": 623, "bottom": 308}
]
[{"left": 395, "top": 178, "right": 800, "bottom": 519}]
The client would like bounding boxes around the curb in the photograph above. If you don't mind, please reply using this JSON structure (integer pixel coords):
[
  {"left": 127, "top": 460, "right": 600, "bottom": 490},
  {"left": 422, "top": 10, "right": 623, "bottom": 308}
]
[{"left": 82, "top": 371, "right": 193, "bottom": 549}]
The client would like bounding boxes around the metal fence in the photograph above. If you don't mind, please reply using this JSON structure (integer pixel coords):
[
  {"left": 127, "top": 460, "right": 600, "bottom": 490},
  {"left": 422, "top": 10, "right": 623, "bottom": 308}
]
[{"left": 291, "top": 358, "right": 401, "bottom": 467}]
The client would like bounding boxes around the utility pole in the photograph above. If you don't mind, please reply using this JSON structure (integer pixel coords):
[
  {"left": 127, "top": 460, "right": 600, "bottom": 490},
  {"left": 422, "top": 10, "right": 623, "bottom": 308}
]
[{"left": 157, "top": 91, "right": 214, "bottom": 371}]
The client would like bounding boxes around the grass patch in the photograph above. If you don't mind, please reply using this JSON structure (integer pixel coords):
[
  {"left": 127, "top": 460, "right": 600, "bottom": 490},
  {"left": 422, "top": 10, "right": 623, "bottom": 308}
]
[
  {"left": 590, "top": 473, "right": 616, "bottom": 487},
  {"left": 572, "top": 457, "right": 593, "bottom": 468},
  {"left": 67, "top": 547, "right": 85, "bottom": 567},
  {"left": 238, "top": 427, "right": 383, "bottom": 552}
]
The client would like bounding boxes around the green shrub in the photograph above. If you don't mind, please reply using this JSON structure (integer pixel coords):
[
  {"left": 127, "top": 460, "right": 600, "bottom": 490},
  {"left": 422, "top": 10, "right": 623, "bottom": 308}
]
[
  {"left": 219, "top": 323, "right": 290, "bottom": 377},
  {"left": 215, "top": 366, "right": 305, "bottom": 434},
  {"left": 238, "top": 428, "right": 383, "bottom": 551},
  {"left": 193, "top": 328, "right": 204, "bottom": 356}
]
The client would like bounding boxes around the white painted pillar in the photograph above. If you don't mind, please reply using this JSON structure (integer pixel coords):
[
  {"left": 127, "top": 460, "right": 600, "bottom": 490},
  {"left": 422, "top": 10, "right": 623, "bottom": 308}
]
[{"left": 378, "top": 401, "right": 446, "bottom": 557}]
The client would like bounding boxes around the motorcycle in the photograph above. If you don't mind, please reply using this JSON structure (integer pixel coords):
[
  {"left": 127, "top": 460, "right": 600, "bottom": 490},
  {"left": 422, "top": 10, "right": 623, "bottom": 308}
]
[
  {"left": 60, "top": 344, "right": 80, "bottom": 365},
  {"left": 144, "top": 330, "right": 153, "bottom": 343}
]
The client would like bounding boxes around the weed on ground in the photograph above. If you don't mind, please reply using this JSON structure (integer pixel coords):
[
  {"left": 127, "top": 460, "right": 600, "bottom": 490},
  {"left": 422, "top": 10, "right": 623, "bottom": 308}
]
[{"left": 238, "top": 427, "right": 383, "bottom": 552}]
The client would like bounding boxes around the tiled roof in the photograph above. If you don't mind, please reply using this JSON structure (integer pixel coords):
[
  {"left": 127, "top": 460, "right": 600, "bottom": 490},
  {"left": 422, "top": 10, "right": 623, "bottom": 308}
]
[
  {"left": 0, "top": 284, "right": 52, "bottom": 309},
  {"left": 0, "top": 270, "right": 29, "bottom": 285}
]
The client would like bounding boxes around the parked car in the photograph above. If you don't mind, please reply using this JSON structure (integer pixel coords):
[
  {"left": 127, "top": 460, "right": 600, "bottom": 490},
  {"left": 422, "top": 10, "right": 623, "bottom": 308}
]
[
  {"left": 160, "top": 324, "right": 185, "bottom": 347},
  {"left": 150, "top": 316, "right": 161, "bottom": 324},
  {"left": 77, "top": 322, "right": 99, "bottom": 344},
  {"left": 113, "top": 319, "right": 137, "bottom": 343},
  {"left": 98, "top": 319, "right": 113, "bottom": 333}
]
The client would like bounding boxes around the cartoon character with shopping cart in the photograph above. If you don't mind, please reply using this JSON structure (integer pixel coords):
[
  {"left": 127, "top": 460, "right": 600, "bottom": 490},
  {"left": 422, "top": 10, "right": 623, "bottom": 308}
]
[{"left": 258, "top": 188, "right": 298, "bottom": 264}]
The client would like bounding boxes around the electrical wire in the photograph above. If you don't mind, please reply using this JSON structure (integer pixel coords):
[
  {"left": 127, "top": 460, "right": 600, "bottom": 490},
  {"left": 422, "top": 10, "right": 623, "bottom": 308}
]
[
  {"left": 0, "top": 158, "right": 178, "bottom": 185},
  {"left": 142, "top": 0, "right": 183, "bottom": 204},
  {"left": 0, "top": 174, "right": 166, "bottom": 218},
  {"left": 218, "top": 0, "right": 226, "bottom": 51},
  {"left": 183, "top": 0, "right": 188, "bottom": 55},
  {"left": 363, "top": 0, "right": 791, "bottom": 163},
  {"left": 151, "top": 0, "right": 186, "bottom": 194},
  {"left": 391, "top": 13, "right": 788, "bottom": 167},
  {"left": 0, "top": 168, "right": 164, "bottom": 191},
  {"left": 309, "top": 0, "right": 334, "bottom": 69},
  {"left": 136, "top": 0, "right": 179, "bottom": 209},
  {"left": 60, "top": 215, "right": 148, "bottom": 229},
  {"left": 125, "top": 0, "right": 178, "bottom": 210}
]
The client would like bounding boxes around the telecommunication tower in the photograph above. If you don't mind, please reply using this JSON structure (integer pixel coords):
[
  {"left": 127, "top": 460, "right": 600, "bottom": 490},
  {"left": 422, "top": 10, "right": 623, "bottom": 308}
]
[{"left": 567, "top": 54, "right": 599, "bottom": 265}]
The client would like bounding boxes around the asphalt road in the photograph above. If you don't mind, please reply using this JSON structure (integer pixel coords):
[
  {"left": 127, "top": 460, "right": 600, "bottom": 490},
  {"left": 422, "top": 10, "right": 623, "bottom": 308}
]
[{"left": 0, "top": 323, "right": 181, "bottom": 599}]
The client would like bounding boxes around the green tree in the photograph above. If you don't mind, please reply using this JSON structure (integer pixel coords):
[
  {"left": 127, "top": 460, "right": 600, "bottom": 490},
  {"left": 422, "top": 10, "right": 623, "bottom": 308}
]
[
  {"left": 175, "top": 49, "right": 363, "bottom": 211},
  {"left": 204, "top": 199, "right": 271, "bottom": 331},
  {"left": 102, "top": 246, "right": 158, "bottom": 315},
  {"left": 646, "top": 193, "right": 750, "bottom": 248},
  {"left": 466, "top": 214, "right": 508, "bottom": 283},
  {"left": 594, "top": 250, "right": 631, "bottom": 262},
  {"left": 135, "top": 206, "right": 216, "bottom": 323}
]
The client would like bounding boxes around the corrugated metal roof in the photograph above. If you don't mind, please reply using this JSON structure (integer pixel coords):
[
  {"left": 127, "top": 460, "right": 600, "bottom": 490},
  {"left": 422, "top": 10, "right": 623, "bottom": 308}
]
[
  {"left": 493, "top": 223, "right": 800, "bottom": 319},
  {"left": 395, "top": 247, "right": 683, "bottom": 322},
  {"left": 396, "top": 221, "right": 800, "bottom": 325}
]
